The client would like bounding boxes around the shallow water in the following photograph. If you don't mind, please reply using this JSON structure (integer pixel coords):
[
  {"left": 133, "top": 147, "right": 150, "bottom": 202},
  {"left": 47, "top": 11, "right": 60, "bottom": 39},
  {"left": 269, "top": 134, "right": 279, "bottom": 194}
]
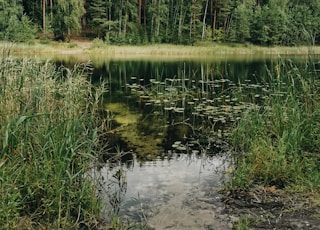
[
  {"left": 98, "top": 153, "right": 231, "bottom": 229},
  {"left": 49, "top": 54, "right": 320, "bottom": 229}
]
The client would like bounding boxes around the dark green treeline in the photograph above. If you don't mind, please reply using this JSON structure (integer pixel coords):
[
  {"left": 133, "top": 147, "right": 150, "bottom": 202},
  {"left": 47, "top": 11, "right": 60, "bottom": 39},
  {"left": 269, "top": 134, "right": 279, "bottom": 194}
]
[{"left": 2, "top": 0, "right": 320, "bottom": 45}]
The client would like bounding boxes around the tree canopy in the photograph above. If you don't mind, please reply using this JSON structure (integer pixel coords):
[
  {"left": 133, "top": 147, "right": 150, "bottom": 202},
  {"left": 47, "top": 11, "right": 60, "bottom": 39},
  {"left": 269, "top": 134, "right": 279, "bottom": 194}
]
[{"left": 1, "top": 0, "right": 320, "bottom": 45}]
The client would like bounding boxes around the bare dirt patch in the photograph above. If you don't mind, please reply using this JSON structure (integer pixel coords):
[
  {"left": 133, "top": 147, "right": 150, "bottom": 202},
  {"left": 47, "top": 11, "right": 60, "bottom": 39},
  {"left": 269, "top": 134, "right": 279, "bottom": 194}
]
[{"left": 221, "top": 187, "right": 320, "bottom": 229}]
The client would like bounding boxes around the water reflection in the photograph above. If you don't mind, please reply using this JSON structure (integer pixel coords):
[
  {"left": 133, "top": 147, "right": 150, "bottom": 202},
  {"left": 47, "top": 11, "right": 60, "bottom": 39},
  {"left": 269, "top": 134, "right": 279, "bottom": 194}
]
[
  {"left": 99, "top": 58, "right": 267, "bottom": 160},
  {"left": 88, "top": 55, "right": 316, "bottom": 228},
  {"left": 51, "top": 54, "right": 320, "bottom": 228},
  {"left": 98, "top": 153, "right": 229, "bottom": 228}
]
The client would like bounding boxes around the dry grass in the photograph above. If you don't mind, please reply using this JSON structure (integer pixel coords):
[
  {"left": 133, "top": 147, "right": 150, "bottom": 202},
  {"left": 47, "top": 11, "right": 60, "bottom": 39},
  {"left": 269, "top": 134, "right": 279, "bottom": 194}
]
[{"left": 2, "top": 40, "right": 320, "bottom": 60}]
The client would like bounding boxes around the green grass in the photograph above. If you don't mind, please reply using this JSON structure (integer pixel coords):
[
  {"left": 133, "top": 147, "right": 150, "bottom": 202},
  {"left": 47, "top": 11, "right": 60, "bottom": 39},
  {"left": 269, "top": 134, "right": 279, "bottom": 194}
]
[
  {"left": 229, "top": 57, "right": 320, "bottom": 191},
  {"left": 0, "top": 55, "right": 107, "bottom": 228},
  {"left": 234, "top": 216, "right": 251, "bottom": 230}
]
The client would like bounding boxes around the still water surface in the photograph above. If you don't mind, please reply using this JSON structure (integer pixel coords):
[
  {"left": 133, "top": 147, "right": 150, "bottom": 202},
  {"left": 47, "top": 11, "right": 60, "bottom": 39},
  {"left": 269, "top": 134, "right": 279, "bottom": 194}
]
[
  {"left": 99, "top": 154, "right": 228, "bottom": 229},
  {"left": 56, "top": 54, "right": 314, "bottom": 229}
]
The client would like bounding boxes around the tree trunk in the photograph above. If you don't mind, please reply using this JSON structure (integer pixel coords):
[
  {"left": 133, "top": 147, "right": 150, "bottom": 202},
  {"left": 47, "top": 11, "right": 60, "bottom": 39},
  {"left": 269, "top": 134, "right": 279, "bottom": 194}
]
[
  {"left": 50, "top": 0, "right": 53, "bottom": 22},
  {"left": 81, "top": 0, "right": 86, "bottom": 28},
  {"left": 210, "top": 0, "right": 213, "bottom": 39},
  {"left": 202, "top": 0, "right": 209, "bottom": 39},
  {"left": 151, "top": 0, "right": 156, "bottom": 40},
  {"left": 138, "top": 0, "right": 142, "bottom": 32},
  {"left": 124, "top": 0, "right": 128, "bottom": 37},
  {"left": 224, "top": 14, "right": 232, "bottom": 36},
  {"left": 42, "top": 0, "right": 46, "bottom": 34},
  {"left": 178, "top": 0, "right": 185, "bottom": 41},
  {"left": 119, "top": 0, "right": 122, "bottom": 36},
  {"left": 212, "top": 2, "right": 217, "bottom": 38},
  {"left": 189, "top": 0, "right": 195, "bottom": 40},
  {"left": 143, "top": 0, "right": 147, "bottom": 33},
  {"left": 107, "top": 0, "right": 111, "bottom": 31},
  {"left": 156, "top": 0, "right": 161, "bottom": 38}
]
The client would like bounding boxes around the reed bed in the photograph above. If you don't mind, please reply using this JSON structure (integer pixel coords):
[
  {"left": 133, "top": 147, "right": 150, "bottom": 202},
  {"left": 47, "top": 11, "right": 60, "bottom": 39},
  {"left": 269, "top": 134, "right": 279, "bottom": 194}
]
[
  {"left": 0, "top": 54, "right": 107, "bottom": 229},
  {"left": 229, "top": 56, "right": 320, "bottom": 191}
]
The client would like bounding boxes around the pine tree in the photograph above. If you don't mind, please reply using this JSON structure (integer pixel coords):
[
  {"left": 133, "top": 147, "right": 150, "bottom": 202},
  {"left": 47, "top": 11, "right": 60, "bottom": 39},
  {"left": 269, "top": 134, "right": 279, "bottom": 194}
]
[
  {"left": 229, "top": 1, "right": 254, "bottom": 42},
  {"left": 87, "top": 0, "right": 107, "bottom": 38},
  {"left": 0, "top": 0, "right": 36, "bottom": 42},
  {"left": 148, "top": 0, "right": 169, "bottom": 43},
  {"left": 52, "top": 0, "right": 85, "bottom": 41},
  {"left": 189, "top": 0, "right": 203, "bottom": 43}
]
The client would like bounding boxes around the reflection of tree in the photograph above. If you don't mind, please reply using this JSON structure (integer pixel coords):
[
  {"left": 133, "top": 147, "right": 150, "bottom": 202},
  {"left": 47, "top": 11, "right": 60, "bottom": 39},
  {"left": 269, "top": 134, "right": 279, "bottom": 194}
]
[
  {"left": 105, "top": 102, "right": 166, "bottom": 160},
  {"left": 101, "top": 59, "right": 274, "bottom": 161}
]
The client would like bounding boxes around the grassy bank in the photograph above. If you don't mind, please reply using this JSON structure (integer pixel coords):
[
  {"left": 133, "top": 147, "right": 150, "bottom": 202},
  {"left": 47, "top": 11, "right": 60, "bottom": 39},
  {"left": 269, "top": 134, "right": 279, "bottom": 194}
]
[
  {"left": 229, "top": 56, "right": 320, "bottom": 196},
  {"left": 227, "top": 56, "right": 320, "bottom": 229},
  {"left": 0, "top": 54, "right": 107, "bottom": 228},
  {"left": 2, "top": 40, "right": 320, "bottom": 60}
]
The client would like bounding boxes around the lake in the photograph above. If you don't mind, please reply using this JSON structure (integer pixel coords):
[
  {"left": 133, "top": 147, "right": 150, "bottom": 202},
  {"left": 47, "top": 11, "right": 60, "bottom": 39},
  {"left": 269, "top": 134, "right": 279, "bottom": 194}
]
[{"left": 54, "top": 53, "right": 315, "bottom": 229}]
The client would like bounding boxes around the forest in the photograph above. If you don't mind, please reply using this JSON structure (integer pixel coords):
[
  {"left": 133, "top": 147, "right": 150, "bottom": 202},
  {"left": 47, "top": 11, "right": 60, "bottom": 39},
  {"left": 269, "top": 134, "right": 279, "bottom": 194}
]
[{"left": 1, "top": 0, "right": 320, "bottom": 46}]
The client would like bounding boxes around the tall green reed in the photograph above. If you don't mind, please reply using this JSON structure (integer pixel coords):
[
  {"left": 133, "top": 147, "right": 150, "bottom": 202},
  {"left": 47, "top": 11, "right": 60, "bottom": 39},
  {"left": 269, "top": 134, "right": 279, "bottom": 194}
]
[
  {"left": 230, "top": 57, "right": 320, "bottom": 190},
  {"left": 0, "top": 56, "right": 107, "bottom": 229}
]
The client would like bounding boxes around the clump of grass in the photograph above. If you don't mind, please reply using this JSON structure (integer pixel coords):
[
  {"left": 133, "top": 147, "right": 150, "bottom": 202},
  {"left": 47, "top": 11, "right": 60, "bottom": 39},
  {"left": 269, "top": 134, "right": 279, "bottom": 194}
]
[
  {"left": 67, "top": 42, "right": 78, "bottom": 48},
  {"left": 234, "top": 215, "right": 251, "bottom": 230},
  {"left": 229, "top": 57, "right": 320, "bottom": 191},
  {"left": 91, "top": 38, "right": 108, "bottom": 49},
  {"left": 0, "top": 55, "right": 107, "bottom": 228}
]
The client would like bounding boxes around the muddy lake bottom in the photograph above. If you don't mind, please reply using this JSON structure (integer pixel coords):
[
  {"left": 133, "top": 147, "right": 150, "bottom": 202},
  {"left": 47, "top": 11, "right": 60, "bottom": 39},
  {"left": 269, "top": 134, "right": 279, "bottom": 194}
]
[
  {"left": 97, "top": 153, "right": 320, "bottom": 230},
  {"left": 223, "top": 187, "right": 320, "bottom": 230},
  {"left": 98, "top": 153, "right": 234, "bottom": 229}
]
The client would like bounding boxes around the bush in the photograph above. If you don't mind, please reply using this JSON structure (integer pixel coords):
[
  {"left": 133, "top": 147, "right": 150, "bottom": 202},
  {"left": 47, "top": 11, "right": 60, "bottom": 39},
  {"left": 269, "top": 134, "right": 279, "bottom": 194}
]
[{"left": 5, "top": 15, "right": 37, "bottom": 42}]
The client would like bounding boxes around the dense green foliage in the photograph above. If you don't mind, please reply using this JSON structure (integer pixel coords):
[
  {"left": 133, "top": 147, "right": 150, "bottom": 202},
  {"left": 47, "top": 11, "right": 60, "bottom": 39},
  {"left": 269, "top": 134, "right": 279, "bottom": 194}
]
[
  {"left": 0, "top": 0, "right": 36, "bottom": 42},
  {"left": 0, "top": 56, "right": 106, "bottom": 228},
  {"left": 0, "top": 0, "right": 319, "bottom": 45},
  {"left": 230, "top": 57, "right": 320, "bottom": 190},
  {"left": 52, "top": 0, "right": 85, "bottom": 41}
]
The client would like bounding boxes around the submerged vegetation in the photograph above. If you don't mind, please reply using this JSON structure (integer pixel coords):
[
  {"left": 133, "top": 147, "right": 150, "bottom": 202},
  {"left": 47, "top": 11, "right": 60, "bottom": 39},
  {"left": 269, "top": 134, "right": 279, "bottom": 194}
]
[
  {"left": 0, "top": 53, "right": 107, "bottom": 228},
  {"left": 116, "top": 55, "right": 320, "bottom": 194},
  {"left": 113, "top": 54, "right": 320, "bottom": 227},
  {"left": 1, "top": 40, "right": 320, "bottom": 228}
]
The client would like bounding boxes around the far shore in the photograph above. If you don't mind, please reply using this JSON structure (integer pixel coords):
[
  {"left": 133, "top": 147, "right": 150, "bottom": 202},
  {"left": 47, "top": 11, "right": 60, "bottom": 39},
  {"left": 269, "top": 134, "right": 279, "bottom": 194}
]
[{"left": 1, "top": 40, "right": 320, "bottom": 60}]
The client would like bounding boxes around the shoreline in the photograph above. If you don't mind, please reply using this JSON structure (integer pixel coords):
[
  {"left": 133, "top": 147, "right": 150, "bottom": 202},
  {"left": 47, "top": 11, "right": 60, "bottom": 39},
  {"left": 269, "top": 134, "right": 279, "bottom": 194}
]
[{"left": 1, "top": 40, "right": 320, "bottom": 58}]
